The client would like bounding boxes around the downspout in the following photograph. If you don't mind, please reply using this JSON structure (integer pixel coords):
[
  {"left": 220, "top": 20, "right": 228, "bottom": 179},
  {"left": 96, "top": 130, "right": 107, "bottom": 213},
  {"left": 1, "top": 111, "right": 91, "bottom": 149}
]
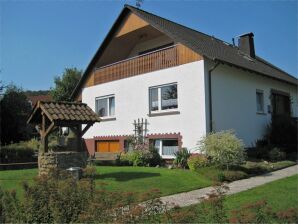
[{"left": 208, "top": 60, "right": 220, "bottom": 132}]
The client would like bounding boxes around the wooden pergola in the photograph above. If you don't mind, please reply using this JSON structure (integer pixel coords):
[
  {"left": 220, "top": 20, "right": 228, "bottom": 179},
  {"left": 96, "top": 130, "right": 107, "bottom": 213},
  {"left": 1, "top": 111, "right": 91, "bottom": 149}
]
[{"left": 27, "top": 101, "right": 100, "bottom": 153}]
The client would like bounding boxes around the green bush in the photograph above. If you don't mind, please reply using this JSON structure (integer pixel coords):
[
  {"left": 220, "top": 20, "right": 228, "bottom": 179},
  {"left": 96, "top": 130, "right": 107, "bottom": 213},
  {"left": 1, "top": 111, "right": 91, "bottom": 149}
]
[
  {"left": 120, "top": 146, "right": 161, "bottom": 167},
  {"left": 222, "top": 170, "right": 248, "bottom": 182},
  {"left": 199, "top": 130, "right": 246, "bottom": 170},
  {"left": 174, "top": 148, "right": 191, "bottom": 169},
  {"left": 0, "top": 168, "right": 168, "bottom": 223},
  {"left": 187, "top": 154, "right": 209, "bottom": 171},
  {"left": 0, "top": 140, "right": 38, "bottom": 164},
  {"left": 267, "top": 115, "right": 297, "bottom": 153},
  {"left": 269, "top": 147, "right": 286, "bottom": 162}
]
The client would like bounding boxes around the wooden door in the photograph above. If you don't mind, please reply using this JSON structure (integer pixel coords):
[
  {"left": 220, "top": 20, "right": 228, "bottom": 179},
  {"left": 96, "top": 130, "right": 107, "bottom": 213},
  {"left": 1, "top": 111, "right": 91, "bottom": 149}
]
[
  {"left": 271, "top": 92, "right": 290, "bottom": 116},
  {"left": 96, "top": 141, "right": 120, "bottom": 153}
]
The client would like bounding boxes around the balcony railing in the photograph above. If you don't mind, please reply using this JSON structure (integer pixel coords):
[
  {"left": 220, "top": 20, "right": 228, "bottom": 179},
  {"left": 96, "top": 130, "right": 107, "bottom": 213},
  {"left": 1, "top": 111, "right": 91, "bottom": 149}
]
[{"left": 89, "top": 44, "right": 201, "bottom": 86}]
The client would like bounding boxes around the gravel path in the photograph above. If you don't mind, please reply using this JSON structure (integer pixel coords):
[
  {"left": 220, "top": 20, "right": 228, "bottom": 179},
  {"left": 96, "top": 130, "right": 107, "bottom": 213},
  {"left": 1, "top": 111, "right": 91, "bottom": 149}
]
[{"left": 160, "top": 165, "right": 298, "bottom": 208}]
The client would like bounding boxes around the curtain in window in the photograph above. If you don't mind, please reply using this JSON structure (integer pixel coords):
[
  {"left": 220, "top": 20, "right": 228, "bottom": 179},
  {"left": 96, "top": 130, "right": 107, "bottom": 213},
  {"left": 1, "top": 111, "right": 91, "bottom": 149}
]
[{"left": 96, "top": 98, "right": 108, "bottom": 117}]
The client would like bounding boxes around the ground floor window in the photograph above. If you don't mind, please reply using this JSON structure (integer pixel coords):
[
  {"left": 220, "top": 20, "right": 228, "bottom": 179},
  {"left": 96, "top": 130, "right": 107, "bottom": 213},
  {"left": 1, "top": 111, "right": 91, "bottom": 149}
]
[
  {"left": 153, "top": 139, "right": 178, "bottom": 157},
  {"left": 124, "top": 140, "right": 133, "bottom": 152}
]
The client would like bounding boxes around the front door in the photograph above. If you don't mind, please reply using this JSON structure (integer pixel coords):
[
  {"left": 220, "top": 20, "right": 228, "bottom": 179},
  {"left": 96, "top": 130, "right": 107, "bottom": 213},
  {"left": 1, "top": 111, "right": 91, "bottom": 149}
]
[
  {"left": 96, "top": 140, "right": 120, "bottom": 153},
  {"left": 271, "top": 91, "right": 291, "bottom": 116}
]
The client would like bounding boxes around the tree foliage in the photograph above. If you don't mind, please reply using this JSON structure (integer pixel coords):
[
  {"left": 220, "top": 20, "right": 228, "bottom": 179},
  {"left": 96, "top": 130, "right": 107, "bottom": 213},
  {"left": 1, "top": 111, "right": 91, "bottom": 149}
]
[
  {"left": 25, "top": 90, "right": 50, "bottom": 96},
  {"left": 50, "top": 68, "right": 82, "bottom": 101},
  {"left": 0, "top": 84, "right": 32, "bottom": 145}
]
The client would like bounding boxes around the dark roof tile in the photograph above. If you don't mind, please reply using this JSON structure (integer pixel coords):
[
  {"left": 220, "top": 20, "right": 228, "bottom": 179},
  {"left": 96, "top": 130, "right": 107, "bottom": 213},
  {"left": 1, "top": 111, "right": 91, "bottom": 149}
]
[
  {"left": 27, "top": 101, "right": 101, "bottom": 124},
  {"left": 126, "top": 5, "right": 297, "bottom": 85}
]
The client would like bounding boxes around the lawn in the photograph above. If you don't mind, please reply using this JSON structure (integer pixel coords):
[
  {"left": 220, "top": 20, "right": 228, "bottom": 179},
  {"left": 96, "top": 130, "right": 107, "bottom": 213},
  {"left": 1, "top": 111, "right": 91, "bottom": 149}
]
[
  {"left": 225, "top": 174, "right": 298, "bottom": 212},
  {"left": 171, "top": 174, "right": 298, "bottom": 222},
  {"left": 0, "top": 166, "right": 212, "bottom": 198},
  {"left": 0, "top": 161, "right": 295, "bottom": 199}
]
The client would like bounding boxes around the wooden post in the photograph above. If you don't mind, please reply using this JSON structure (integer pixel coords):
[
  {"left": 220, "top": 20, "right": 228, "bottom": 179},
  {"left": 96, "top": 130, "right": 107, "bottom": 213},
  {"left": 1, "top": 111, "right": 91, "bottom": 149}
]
[
  {"left": 40, "top": 113, "right": 48, "bottom": 153},
  {"left": 77, "top": 124, "right": 82, "bottom": 151}
]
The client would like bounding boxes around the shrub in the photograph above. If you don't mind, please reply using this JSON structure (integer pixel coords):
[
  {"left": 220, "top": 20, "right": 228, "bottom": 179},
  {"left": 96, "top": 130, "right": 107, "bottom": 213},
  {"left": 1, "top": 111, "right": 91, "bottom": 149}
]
[
  {"left": 120, "top": 146, "right": 162, "bottom": 167},
  {"left": 199, "top": 130, "right": 246, "bottom": 170},
  {"left": 197, "top": 183, "right": 229, "bottom": 223},
  {"left": 248, "top": 139, "right": 271, "bottom": 159},
  {"left": 174, "top": 148, "right": 191, "bottom": 169},
  {"left": 222, "top": 170, "right": 248, "bottom": 182},
  {"left": 0, "top": 168, "right": 168, "bottom": 223},
  {"left": 266, "top": 115, "right": 297, "bottom": 153},
  {"left": 268, "top": 147, "right": 286, "bottom": 162},
  {"left": 0, "top": 141, "right": 37, "bottom": 164},
  {"left": 120, "top": 150, "right": 143, "bottom": 166},
  {"left": 187, "top": 154, "right": 209, "bottom": 171}
]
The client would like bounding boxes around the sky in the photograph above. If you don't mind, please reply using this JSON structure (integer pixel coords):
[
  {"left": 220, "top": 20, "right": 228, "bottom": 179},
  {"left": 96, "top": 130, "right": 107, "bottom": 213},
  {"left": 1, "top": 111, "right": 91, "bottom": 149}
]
[{"left": 1, "top": 0, "right": 297, "bottom": 91}]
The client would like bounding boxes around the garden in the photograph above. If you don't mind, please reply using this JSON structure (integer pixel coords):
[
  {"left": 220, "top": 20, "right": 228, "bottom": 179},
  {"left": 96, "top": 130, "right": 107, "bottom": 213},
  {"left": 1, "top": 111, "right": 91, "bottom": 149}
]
[{"left": 1, "top": 115, "right": 297, "bottom": 223}]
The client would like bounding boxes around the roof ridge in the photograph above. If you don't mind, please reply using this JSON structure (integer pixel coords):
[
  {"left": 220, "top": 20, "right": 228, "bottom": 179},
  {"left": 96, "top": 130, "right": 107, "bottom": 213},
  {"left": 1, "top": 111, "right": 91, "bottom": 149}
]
[
  {"left": 40, "top": 100, "right": 87, "bottom": 105},
  {"left": 125, "top": 5, "right": 237, "bottom": 50}
]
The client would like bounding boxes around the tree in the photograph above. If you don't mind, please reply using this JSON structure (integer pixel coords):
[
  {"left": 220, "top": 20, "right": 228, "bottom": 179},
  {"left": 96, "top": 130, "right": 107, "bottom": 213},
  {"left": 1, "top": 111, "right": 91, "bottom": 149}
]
[
  {"left": 0, "top": 84, "right": 32, "bottom": 144},
  {"left": 50, "top": 68, "right": 82, "bottom": 101}
]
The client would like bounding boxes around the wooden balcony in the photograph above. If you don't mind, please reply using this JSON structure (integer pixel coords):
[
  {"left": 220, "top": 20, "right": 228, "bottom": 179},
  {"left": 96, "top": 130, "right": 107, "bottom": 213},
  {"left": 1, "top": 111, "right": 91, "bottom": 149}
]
[{"left": 85, "top": 44, "right": 202, "bottom": 87}]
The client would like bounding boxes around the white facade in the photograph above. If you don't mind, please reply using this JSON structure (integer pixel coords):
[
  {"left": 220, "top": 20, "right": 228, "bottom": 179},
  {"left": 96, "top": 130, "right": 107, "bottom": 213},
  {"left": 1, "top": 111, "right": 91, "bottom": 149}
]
[
  {"left": 208, "top": 62, "right": 298, "bottom": 146},
  {"left": 82, "top": 61, "right": 207, "bottom": 153},
  {"left": 82, "top": 58, "right": 297, "bottom": 154}
]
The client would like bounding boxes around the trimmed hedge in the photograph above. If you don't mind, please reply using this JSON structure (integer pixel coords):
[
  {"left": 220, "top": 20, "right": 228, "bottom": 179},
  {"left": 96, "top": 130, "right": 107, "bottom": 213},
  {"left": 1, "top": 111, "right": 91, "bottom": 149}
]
[{"left": 0, "top": 140, "right": 38, "bottom": 169}]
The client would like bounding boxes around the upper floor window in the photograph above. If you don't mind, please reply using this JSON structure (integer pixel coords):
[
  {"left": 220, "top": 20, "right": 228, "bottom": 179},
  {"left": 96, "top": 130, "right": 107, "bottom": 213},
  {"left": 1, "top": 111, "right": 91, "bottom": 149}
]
[
  {"left": 149, "top": 83, "right": 178, "bottom": 112},
  {"left": 96, "top": 95, "right": 115, "bottom": 118},
  {"left": 256, "top": 90, "right": 264, "bottom": 113}
]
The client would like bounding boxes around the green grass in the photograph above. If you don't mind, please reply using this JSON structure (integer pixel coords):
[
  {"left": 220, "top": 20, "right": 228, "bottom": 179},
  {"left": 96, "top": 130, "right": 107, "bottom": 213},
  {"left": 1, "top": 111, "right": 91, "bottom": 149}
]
[
  {"left": 225, "top": 174, "right": 298, "bottom": 212},
  {"left": 0, "top": 161, "right": 295, "bottom": 199},
  {"left": 0, "top": 169, "right": 38, "bottom": 196},
  {"left": 172, "top": 174, "right": 298, "bottom": 222},
  {"left": 0, "top": 166, "right": 212, "bottom": 197}
]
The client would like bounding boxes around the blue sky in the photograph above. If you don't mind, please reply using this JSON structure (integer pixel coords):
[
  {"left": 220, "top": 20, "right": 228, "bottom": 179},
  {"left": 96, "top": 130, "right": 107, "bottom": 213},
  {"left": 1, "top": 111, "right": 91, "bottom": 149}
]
[{"left": 1, "top": 0, "right": 297, "bottom": 91}]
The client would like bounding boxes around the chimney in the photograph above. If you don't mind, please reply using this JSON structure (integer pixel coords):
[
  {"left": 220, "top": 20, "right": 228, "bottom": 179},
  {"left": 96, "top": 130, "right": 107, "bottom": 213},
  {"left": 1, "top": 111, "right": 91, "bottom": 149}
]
[{"left": 238, "top": 32, "right": 255, "bottom": 58}]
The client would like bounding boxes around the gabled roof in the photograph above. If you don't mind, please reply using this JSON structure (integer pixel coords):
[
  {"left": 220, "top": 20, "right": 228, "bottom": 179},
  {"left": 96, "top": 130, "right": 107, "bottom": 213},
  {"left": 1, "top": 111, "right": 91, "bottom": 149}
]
[
  {"left": 71, "top": 5, "right": 297, "bottom": 99},
  {"left": 27, "top": 101, "right": 100, "bottom": 125},
  {"left": 27, "top": 94, "right": 52, "bottom": 107}
]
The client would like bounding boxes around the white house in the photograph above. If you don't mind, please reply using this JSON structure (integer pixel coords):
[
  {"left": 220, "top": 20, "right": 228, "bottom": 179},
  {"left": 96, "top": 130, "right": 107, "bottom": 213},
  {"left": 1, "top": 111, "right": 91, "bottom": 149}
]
[{"left": 71, "top": 5, "right": 298, "bottom": 159}]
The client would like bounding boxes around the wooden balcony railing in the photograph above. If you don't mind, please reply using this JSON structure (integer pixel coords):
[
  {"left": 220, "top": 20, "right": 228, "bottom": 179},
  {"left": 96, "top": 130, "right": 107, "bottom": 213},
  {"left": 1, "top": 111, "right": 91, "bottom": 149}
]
[{"left": 85, "top": 44, "right": 202, "bottom": 87}]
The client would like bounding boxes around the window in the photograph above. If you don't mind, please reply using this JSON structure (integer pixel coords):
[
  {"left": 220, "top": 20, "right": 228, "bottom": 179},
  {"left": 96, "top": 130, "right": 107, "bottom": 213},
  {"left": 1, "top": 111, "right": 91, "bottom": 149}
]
[
  {"left": 256, "top": 90, "right": 264, "bottom": 113},
  {"left": 149, "top": 83, "right": 178, "bottom": 112},
  {"left": 153, "top": 139, "right": 178, "bottom": 157},
  {"left": 96, "top": 95, "right": 115, "bottom": 118}
]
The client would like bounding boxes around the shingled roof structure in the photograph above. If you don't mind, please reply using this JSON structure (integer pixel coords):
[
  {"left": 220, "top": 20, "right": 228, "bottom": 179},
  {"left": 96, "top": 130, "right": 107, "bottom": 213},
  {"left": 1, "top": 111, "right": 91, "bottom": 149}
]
[
  {"left": 27, "top": 101, "right": 100, "bottom": 125},
  {"left": 71, "top": 5, "right": 297, "bottom": 99},
  {"left": 27, "top": 101, "right": 100, "bottom": 153}
]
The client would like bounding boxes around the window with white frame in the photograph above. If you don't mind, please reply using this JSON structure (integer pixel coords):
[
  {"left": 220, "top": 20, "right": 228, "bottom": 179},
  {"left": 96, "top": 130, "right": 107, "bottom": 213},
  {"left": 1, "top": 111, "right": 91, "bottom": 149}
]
[
  {"left": 149, "top": 83, "right": 178, "bottom": 112},
  {"left": 95, "top": 95, "right": 115, "bottom": 118},
  {"left": 256, "top": 90, "right": 264, "bottom": 113},
  {"left": 153, "top": 139, "right": 178, "bottom": 157}
]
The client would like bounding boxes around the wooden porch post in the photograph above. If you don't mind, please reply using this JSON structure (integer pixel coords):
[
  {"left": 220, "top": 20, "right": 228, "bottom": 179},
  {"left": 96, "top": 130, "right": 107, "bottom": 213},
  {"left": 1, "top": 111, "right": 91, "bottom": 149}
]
[
  {"left": 40, "top": 113, "right": 48, "bottom": 153},
  {"left": 77, "top": 124, "right": 82, "bottom": 151}
]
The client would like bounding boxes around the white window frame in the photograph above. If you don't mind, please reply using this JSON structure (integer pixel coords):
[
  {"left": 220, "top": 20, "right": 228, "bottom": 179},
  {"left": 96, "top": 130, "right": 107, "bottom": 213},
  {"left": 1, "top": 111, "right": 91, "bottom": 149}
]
[
  {"left": 256, "top": 89, "right": 265, "bottom": 114},
  {"left": 154, "top": 139, "right": 178, "bottom": 159},
  {"left": 95, "top": 95, "right": 115, "bottom": 118},
  {"left": 149, "top": 83, "right": 178, "bottom": 114}
]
